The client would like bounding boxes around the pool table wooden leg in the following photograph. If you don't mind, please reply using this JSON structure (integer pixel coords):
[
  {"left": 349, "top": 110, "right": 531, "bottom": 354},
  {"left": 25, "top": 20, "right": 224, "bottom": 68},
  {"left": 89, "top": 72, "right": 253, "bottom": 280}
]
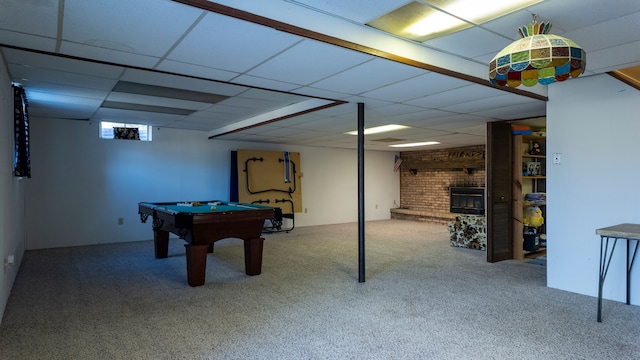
[
  {"left": 244, "top": 237, "right": 264, "bottom": 276},
  {"left": 153, "top": 230, "right": 169, "bottom": 259},
  {"left": 185, "top": 244, "right": 209, "bottom": 287}
]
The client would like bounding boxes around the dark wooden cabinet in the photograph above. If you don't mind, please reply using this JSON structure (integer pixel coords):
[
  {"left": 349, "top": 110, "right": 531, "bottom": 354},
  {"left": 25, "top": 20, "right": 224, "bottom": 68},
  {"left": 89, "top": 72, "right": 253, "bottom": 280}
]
[{"left": 486, "top": 122, "right": 513, "bottom": 262}]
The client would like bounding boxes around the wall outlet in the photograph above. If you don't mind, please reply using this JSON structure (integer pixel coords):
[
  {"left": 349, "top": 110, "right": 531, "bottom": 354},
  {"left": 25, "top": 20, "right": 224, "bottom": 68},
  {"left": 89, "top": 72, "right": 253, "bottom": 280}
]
[
  {"left": 118, "top": 217, "right": 124, "bottom": 225},
  {"left": 4, "top": 255, "right": 14, "bottom": 270}
]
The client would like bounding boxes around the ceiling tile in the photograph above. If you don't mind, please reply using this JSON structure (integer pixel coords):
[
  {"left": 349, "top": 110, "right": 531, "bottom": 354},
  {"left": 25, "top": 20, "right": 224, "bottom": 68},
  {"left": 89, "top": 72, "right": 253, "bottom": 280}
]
[
  {"left": 292, "top": 86, "right": 352, "bottom": 101},
  {"left": 254, "top": 127, "right": 314, "bottom": 138},
  {"left": 167, "top": 12, "right": 301, "bottom": 73},
  {"left": 361, "top": 72, "right": 473, "bottom": 103},
  {"left": 240, "top": 88, "right": 308, "bottom": 102},
  {"left": 291, "top": 117, "right": 355, "bottom": 132},
  {"left": 231, "top": 75, "right": 300, "bottom": 92},
  {"left": 288, "top": 0, "right": 409, "bottom": 23},
  {"left": 5, "top": 48, "right": 125, "bottom": 78},
  {"left": 311, "top": 58, "right": 426, "bottom": 94},
  {"left": 9, "top": 64, "right": 117, "bottom": 90},
  {"left": 119, "top": 69, "right": 249, "bottom": 97},
  {"left": 156, "top": 60, "right": 239, "bottom": 82},
  {"left": 0, "top": 30, "right": 57, "bottom": 52},
  {"left": 0, "top": 0, "right": 58, "bottom": 37},
  {"left": 60, "top": 41, "right": 162, "bottom": 69},
  {"left": 525, "top": 0, "right": 640, "bottom": 32},
  {"left": 472, "top": 101, "right": 545, "bottom": 120},
  {"left": 92, "top": 107, "right": 185, "bottom": 125},
  {"left": 27, "top": 103, "right": 98, "bottom": 120},
  {"left": 105, "top": 93, "right": 213, "bottom": 111},
  {"left": 563, "top": 12, "right": 640, "bottom": 52},
  {"left": 361, "top": 73, "right": 434, "bottom": 102},
  {"left": 440, "top": 93, "right": 537, "bottom": 114},
  {"left": 424, "top": 26, "right": 511, "bottom": 59},
  {"left": 247, "top": 39, "right": 373, "bottom": 85},
  {"left": 406, "top": 84, "right": 505, "bottom": 109},
  {"left": 63, "top": 0, "right": 202, "bottom": 57},
  {"left": 14, "top": 81, "right": 108, "bottom": 101}
]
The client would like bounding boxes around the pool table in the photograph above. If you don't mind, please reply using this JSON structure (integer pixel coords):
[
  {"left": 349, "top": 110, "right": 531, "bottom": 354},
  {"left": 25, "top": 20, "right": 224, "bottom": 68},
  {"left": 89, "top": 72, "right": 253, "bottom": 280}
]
[{"left": 138, "top": 201, "right": 276, "bottom": 286}]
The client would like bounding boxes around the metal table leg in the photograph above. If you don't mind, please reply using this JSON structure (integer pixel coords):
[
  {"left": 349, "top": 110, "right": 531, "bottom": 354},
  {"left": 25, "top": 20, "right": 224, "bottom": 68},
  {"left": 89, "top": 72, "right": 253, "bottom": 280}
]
[
  {"left": 627, "top": 239, "right": 639, "bottom": 305},
  {"left": 598, "top": 236, "right": 617, "bottom": 322}
]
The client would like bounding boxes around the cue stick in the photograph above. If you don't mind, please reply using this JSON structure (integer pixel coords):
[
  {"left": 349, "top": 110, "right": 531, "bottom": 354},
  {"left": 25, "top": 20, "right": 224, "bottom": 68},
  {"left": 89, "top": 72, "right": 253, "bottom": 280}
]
[
  {"left": 283, "top": 151, "right": 291, "bottom": 183},
  {"left": 230, "top": 203, "right": 263, "bottom": 210}
]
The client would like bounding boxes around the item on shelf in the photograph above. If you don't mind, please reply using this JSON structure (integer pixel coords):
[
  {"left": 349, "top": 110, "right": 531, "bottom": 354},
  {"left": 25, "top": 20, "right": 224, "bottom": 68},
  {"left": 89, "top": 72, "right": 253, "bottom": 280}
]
[
  {"left": 524, "top": 192, "right": 546, "bottom": 205},
  {"left": 514, "top": 130, "right": 547, "bottom": 258},
  {"left": 533, "top": 128, "right": 546, "bottom": 137},
  {"left": 529, "top": 141, "right": 542, "bottom": 155},
  {"left": 512, "top": 125, "right": 532, "bottom": 135},
  {"left": 539, "top": 233, "right": 547, "bottom": 247},
  {"left": 525, "top": 206, "right": 545, "bottom": 228},
  {"left": 523, "top": 225, "right": 540, "bottom": 251},
  {"left": 523, "top": 161, "right": 541, "bottom": 176}
]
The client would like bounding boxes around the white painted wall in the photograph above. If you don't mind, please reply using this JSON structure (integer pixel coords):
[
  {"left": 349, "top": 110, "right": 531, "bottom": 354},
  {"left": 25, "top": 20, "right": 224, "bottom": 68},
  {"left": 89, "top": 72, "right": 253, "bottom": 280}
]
[
  {"left": 0, "top": 62, "right": 27, "bottom": 326},
  {"left": 24, "top": 117, "right": 399, "bottom": 249},
  {"left": 547, "top": 74, "right": 640, "bottom": 305}
]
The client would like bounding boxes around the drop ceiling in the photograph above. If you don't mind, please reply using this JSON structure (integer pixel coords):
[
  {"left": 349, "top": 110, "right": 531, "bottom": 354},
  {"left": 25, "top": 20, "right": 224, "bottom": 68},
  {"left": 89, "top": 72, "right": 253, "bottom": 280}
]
[{"left": 1, "top": 0, "right": 639, "bottom": 151}]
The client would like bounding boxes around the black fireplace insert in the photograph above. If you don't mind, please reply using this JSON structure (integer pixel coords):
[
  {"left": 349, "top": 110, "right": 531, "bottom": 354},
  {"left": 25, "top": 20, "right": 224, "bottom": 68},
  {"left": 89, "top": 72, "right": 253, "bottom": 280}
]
[{"left": 449, "top": 187, "right": 485, "bottom": 215}]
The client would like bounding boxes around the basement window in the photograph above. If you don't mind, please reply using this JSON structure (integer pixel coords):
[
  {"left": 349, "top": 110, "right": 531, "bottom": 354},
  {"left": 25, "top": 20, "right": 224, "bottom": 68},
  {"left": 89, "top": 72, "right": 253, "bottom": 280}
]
[{"left": 99, "top": 121, "right": 152, "bottom": 141}]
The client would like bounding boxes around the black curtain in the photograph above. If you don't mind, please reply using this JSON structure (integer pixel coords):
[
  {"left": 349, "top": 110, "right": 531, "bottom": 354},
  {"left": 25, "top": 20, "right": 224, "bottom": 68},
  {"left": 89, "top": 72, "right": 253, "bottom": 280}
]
[
  {"left": 113, "top": 127, "right": 140, "bottom": 140},
  {"left": 13, "top": 85, "right": 31, "bottom": 178}
]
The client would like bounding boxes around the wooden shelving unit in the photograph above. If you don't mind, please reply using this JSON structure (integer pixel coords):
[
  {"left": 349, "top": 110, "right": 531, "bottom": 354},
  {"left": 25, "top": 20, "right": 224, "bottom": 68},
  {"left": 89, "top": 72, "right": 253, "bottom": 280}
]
[{"left": 513, "top": 134, "right": 546, "bottom": 260}]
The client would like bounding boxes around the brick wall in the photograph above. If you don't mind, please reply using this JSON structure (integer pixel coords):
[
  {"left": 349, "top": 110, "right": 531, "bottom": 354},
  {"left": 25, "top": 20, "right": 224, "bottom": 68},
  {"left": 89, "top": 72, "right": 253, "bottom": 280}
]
[{"left": 392, "top": 145, "right": 486, "bottom": 224}]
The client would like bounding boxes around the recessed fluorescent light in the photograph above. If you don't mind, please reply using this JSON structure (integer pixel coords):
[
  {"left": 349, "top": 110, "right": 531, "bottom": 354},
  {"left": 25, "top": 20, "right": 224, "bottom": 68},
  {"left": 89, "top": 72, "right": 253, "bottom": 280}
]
[
  {"left": 368, "top": 0, "right": 543, "bottom": 42},
  {"left": 405, "top": 10, "right": 466, "bottom": 37},
  {"left": 346, "top": 124, "right": 410, "bottom": 135},
  {"left": 389, "top": 141, "right": 440, "bottom": 148}
]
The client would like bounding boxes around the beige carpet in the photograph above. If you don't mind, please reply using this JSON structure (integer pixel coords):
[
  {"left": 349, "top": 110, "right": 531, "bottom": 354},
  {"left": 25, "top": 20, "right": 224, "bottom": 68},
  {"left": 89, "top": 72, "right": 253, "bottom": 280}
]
[{"left": 1, "top": 220, "right": 638, "bottom": 359}]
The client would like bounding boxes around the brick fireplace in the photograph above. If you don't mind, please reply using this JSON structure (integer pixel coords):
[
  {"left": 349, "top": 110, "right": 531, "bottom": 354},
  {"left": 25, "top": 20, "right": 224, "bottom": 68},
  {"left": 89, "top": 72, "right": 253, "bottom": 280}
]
[{"left": 391, "top": 145, "right": 486, "bottom": 224}]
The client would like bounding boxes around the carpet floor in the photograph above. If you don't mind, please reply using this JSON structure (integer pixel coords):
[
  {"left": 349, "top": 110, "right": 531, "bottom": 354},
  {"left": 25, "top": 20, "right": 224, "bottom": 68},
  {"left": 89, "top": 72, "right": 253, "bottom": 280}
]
[{"left": 0, "top": 220, "right": 638, "bottom": 359}]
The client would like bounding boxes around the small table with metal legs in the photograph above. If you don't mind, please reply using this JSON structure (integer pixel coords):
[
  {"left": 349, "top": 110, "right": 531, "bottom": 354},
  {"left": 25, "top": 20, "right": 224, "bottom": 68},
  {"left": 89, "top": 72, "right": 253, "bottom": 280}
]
[{"left": 596, "top": 223, "right": 640, "bottom": 322}]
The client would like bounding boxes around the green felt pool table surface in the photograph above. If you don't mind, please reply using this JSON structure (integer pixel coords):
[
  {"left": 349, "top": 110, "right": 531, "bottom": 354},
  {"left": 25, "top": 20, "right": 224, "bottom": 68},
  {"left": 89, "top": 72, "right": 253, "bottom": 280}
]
[{"left": 153, "top": 201, "right": 273, "bottom": 214}]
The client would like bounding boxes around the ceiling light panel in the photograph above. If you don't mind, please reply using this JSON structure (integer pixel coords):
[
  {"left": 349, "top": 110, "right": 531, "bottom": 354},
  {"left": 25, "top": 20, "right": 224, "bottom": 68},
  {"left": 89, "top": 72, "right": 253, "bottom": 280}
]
[
  {"left": 389, "top": 141, "right": 441, "bottom": 147},
  {"left": 367, "top": 0, "right": 542, "bottom": 42},
  {"left": 367, "top": 2, "right": 463, "bottom": 42},
  {"left": 346, "top": 124, "right": 410, "bottom": 135}
]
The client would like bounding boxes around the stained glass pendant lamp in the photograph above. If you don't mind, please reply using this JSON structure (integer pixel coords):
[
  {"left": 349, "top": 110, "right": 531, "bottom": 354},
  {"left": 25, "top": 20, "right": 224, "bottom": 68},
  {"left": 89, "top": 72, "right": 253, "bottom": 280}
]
[{"left": 489, "top": 15, "right": 586, "bottom": 87}]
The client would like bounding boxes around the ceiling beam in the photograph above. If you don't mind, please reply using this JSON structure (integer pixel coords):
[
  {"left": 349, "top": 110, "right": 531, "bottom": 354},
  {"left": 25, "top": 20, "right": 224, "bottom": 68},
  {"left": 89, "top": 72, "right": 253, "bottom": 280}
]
[{"left": 173, "top": 0, "right": 548, "bottom": 102}]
